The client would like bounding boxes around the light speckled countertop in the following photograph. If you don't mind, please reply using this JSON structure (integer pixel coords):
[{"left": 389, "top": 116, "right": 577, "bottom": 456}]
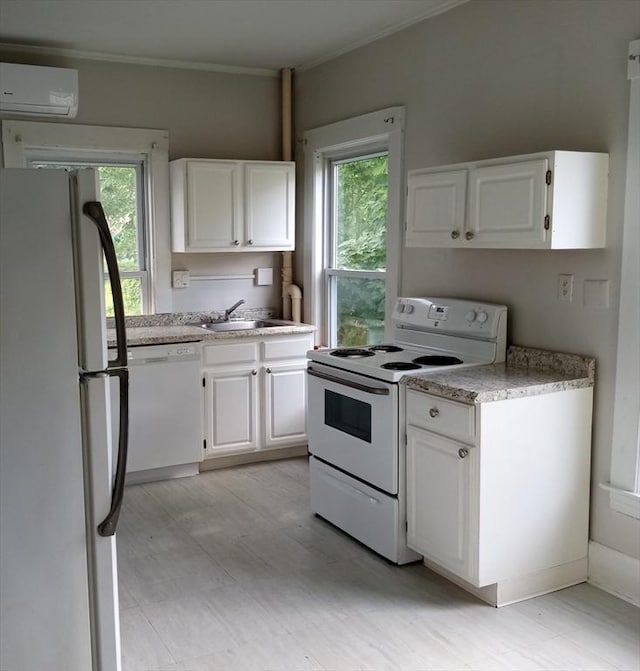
[
  {"left": 106, "top": 311, "right": 315, "bottom": 348},
  {"left": 402, "top": 345, "right": 595, "bottom": 403}
]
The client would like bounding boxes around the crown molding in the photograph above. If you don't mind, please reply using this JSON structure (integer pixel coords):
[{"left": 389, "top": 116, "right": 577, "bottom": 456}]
[
  {"left": 0, "top": 42, "right": 280, "bottom": 78},
  {"left": 296, "top": 0, "right": 469, "bottom": 72}
]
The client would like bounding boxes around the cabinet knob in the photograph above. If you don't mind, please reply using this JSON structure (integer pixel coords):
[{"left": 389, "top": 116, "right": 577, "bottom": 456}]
[
  {"left": 266, "top": 367, "right": 272, "bottom": 374},
  {"left": 428, "top": 407, "right": 439, "bottom": 418},
  {"left": 251, "top": 369, "right": 257, "bottom": 376},
  {"left": 451, "top": 230, "right": 460, "bottom": 240},
  {"left": 247, "top": 239, "right": 254, "bottom": 245},
  {"left": 465, "top": 231, "right": 474, "bottom": 241},
  {"left": 233, "top": 239, "right": 240, "bottom": 246},
  {"left": 458, "top": 447, "right": 469, "bottom": 459}
]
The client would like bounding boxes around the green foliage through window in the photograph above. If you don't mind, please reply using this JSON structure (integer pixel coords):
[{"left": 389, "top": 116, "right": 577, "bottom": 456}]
[
  {"left": 331, "top": 154, "right": 388, "bottom": 346},
  {"left": 30, "top": 160, "right": 145, "bottom": 316}
]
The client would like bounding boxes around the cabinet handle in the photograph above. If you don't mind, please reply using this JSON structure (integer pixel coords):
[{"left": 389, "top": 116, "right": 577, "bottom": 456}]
[
  {"left": 428, "top": 407, "right": 439, "bottom": 418},
  {"left": 458, "top": 447, "right": 469, "bottom": 459},
  {"left": 465, "top": 231, "right": 474, "bottom": 241},
  {"left": 266, "top": 367, "right": 272, "bottom": 374},
  {"left": 247, "top": 239, "right": 254, "bottom": 245},
  {"left": 450, "top": 230, "right": 460, "bottom": 240},
  {"left": 251, "top": 369, "right": 257, "bottom": 376},
  {"left": 233, "top": 239, "right": 240, "bottom": 246}
]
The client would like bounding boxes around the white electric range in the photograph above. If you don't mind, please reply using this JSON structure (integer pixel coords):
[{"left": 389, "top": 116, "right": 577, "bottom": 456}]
[{"left": 306, "top": 297, "right": 507, "bottom": 564}]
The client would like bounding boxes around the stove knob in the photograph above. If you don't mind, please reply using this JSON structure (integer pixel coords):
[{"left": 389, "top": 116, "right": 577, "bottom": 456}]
[
  {"left": 465, "top": 310, "right": 477, "bottom": 323},
  {"left": 405, "top": 304, "right": 414, "bottom": 314},
  {"left": 476, "top": 310, "right": 489, "bottom": 324}
]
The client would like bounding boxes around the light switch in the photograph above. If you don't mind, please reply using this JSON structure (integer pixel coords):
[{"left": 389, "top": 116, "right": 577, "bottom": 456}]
[{"left": 583, "top": 279, "right": 610, "bottom": 308}]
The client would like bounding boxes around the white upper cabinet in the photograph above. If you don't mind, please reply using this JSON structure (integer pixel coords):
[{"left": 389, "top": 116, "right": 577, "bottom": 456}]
[
  {"left": 406, "top": 151, "right": 608, "bottom": 249},
  {"left": 405, "top": 170, "right": 467, "bottom": 246},
  {"left": 170, "top": 158, "right": 295, "bottom": 252},
  {"left": 244, "top": 162, "right": 295, "bottom": 250}
]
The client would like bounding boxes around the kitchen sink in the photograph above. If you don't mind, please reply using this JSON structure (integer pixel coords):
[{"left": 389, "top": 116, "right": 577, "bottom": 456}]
[{"left": 199, "top": 319, "right": 291, "bottom": 332}]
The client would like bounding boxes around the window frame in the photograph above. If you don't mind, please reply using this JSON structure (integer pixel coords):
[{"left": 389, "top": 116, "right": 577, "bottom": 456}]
[
  {"left": 303, "top": 107, "right": 404, "bottom": 346},
  {"left": 28, "top": 155, "right": 150, "bottom": 315},
  {"left": 607, "top": 39, "right": 640, "bottom": 519},
  {"left": 1, "top": 120, "right": 171, "bottom": 313}
]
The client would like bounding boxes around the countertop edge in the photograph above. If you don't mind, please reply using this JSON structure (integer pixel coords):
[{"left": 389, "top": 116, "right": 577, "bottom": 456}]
[{"left": 108, "top": 324, "right": 316, "bottom": 348}]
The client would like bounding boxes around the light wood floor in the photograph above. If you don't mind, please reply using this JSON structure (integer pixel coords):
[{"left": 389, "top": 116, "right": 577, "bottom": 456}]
[{"left": 117, "top": 457, "right": 639, "bottom": 671}]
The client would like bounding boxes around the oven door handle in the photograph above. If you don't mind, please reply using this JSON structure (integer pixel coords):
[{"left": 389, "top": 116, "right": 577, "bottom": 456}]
[{"left": 307, "top": 366, "right": 390, "bottom": 396}]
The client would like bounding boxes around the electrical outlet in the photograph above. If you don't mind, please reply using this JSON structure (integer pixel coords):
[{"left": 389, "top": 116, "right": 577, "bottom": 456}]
[
  {"left": 172, "top": 270, "right": 190, "bottom": 288},
  {"left": 557, "top": 274, "right": 574, "bottom": 302}
]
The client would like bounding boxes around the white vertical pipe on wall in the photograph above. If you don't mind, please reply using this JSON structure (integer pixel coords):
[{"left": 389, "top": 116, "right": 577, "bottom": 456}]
[{"left": 281, "top": 67, "right": 302, "bottom": 322}]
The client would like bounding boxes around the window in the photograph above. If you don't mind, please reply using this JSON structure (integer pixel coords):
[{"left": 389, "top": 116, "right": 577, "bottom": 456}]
[
  {"left": 303, "top": 107, "right": 404, "bottom": 346},
  {"left": 326, "top": 153, "right": 388, "bottom": 346},
  {"left": 1, "top": 121, "right": 172, "bottom": 313},
  {"left": 30, "top": 159, "right": 149, "bottom": 316}
]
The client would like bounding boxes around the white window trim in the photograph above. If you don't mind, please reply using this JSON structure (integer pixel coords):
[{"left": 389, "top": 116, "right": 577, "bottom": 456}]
[
  {"left": 606, "top": 40, "right": 640, "bottom": 519},
  {"left": 1, "top": 120, "right": 172, "bottom": 313},
  {"left": 303, "top": 107, "right": 405, "bottom": 345}
]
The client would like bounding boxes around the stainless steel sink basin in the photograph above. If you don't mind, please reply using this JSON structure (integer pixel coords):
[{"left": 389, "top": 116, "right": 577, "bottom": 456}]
[{"left": 199, "top": 319, "right": 291, "bottom": 332}]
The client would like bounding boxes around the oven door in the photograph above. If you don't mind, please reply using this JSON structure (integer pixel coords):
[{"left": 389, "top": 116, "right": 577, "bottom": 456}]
[{"left": 307, "top": 362, "right": 398, "bottom": 494}]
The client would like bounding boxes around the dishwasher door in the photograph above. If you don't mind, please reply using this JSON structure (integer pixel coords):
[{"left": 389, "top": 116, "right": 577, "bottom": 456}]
[{"left": 110, "top": 342, "right": 202, "bottom": 482}]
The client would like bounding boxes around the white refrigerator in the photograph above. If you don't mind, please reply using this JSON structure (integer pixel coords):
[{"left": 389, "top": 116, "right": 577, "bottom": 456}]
[{"left": 0, "top": 168, "right": 128, "bottom": 670}]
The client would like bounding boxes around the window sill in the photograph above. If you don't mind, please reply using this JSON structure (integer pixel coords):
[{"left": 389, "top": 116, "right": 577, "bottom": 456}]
[{"left": 601, "top": 483, "right": 640, "bottom": 519}]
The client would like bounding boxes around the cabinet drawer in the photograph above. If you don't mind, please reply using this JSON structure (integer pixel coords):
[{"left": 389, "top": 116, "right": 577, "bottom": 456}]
[
  {"left": 203, "top": 342, "right": 257, "bottom": 365},
  {"left": 406, "top": 390, "right": 475, "bottom": 444},
  {"left": 262, "top": 336, "right": 312, "bottom": 361}
]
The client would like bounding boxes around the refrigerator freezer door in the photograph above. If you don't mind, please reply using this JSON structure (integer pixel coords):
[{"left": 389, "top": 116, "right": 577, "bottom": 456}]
[
  {"left": 0, "top": 168, "right": 93, "bottom": 670},
  {"left": 72, "top": 169, "right": 109, "bottom": 373}
]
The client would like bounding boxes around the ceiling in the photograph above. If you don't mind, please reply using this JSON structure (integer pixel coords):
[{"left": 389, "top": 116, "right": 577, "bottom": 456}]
[{"left": 0, "top": 0, "right": 467, "bottom": 74}]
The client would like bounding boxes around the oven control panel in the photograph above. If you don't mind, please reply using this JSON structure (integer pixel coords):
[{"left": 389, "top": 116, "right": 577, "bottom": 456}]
[{"left": 393, "top": 297, "right": 507, "bottom": 338}]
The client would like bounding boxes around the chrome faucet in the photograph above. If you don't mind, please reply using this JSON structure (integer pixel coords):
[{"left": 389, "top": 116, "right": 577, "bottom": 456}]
[{"left": 218, "top": 299, "right": 245, "bottom": 322}]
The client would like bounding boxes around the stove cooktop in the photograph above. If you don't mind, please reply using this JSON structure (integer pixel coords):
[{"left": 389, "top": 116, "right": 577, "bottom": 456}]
[
  {"left": 308, "top": 345, "right": 489, "bottom": 383},
  {"left": 308, "top": 297, "right": 508, "bottom": 383}
]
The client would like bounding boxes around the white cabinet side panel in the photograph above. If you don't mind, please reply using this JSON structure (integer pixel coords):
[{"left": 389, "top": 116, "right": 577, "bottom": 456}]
[{"left": 477, "top": 388, "right": 593, "bottom": 585}]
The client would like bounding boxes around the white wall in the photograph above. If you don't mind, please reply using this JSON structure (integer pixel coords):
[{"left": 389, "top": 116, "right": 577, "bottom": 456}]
[
  {"left": 295, "top": 0, "right": 640, "bottom": 559},
  {"left": 0, "top": 49, "right": 285, "bottom": 315}
]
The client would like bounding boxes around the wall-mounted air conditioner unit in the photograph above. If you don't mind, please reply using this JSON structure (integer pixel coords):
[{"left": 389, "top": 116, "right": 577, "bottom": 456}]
[{"left": 0, "top": 63, "right": 78, "bottom": 118}]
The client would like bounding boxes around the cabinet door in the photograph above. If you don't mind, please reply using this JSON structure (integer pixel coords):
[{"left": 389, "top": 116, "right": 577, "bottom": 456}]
[
  {"left": 406, "top": 426, "right": 475, "bottom": 581},
  {"left": 204, "top": 368, "right": 258, "bottom": 455},
  {"left": 263, "top": 363, "right": 307, "bottom": 447},
  {"left": 244, "top": 162, "right": 295, "bottom": 250},
  {"left": 467, "top": 159, "right": 548, "bottom": 248},
  {"left": 406, "top": 170, "right": 467, "bottom": 247},
  {"left": 187, "top": 161, "right": 242, "bottom": 250}
]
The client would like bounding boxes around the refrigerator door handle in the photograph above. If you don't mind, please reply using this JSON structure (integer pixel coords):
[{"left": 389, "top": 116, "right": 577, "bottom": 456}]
[
  {"left": 98, "top": 367, "right": 129, "bottom": 537},
  {"left": 82, "top": 201, "right": 127, "bottom": 370},
  {"left": 82, "top": 200, "right": 130, "bottom": 537}
]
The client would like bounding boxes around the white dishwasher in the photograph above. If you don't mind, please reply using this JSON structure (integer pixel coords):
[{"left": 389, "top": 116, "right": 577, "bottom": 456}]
[{"left": 110, "top": 342, "right": 202, "bottom": 484}]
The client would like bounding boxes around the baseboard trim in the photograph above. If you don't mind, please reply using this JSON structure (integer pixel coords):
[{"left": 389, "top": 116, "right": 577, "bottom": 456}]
[
  {"left": 199, "top": 445, "right": 308, "bottom": 471},
  {"left": 421, "top": 557, "right": 588, "bottom": 607},
  {"left": 125, "top": 462, "right": 199, "bottom": 485},
  {"left": 588, "top": 541, "right": 640, "bottom": 606}
]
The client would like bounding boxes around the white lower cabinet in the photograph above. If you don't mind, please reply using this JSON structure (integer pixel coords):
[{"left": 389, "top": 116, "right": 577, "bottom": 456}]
[
  {"left": 405, "top": 386, "right": 593, "bottom": 605},
  {"left": 202, "top": 333, "right": 313, "bottom": 459},
  {"left": 204, "top": 367, "right": 259, "bottom": 453},
  {"left": 406, "top": 427, "right": 475, "bottom": 581},
  {"left": 263, "top": 363, "right": 308, "bottom": 447}
]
